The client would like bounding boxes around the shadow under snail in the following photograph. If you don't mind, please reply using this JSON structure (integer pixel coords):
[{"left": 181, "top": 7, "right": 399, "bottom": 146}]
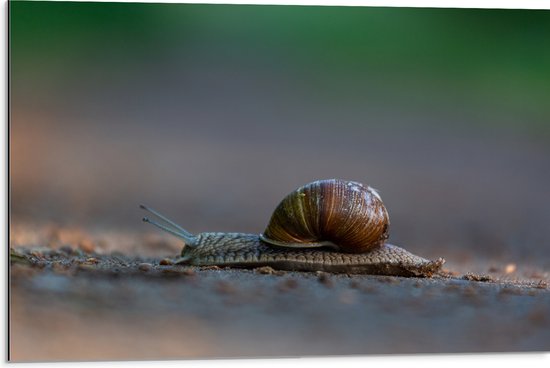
[{"left": 141, "top": 179, "right": 445, "bottom": 277}]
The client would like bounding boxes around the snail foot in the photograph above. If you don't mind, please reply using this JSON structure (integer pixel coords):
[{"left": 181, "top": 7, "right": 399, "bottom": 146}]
[{"left": 410, "top": 257, "right": 446, "bottom": 278}]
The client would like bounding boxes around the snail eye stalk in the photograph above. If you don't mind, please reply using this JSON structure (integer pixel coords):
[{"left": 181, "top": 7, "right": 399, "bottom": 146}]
[{"left": 140, "top": 205, "right": 198, "bottom": 248}]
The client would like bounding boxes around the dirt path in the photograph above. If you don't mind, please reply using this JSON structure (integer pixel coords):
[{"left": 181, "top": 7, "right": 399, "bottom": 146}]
[{"left": 9, "top": 241, "right": 550, "bottom": 362}]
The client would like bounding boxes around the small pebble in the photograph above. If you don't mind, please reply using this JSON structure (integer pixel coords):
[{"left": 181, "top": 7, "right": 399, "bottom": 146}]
[
  {"left": 462, "top": 273, "right": 494, "bottom": 282},
  {"left": 30, "top": 250, "right": 43, "bottom": 258},
  {"left": 255, "top": 266, "right": 276, "bottom": 275},
  {"left": 138, "top": 263, "right": 152, "bottom": 272},
  {"left": 277, "top": 278, "right": 298, "bottom": 292},
  {"left": 505, "top": 263, "right": 517, "bottom": 274},
  {"left": 86, "top": 257, "right": 99, "bottom": 264},
  {"left": 215, "top": 280, "right": 236, "bottom": 295},
  {"left": 181, "top": 268, "right": 195, "bottom": 276},
  {"left": 254, "top": 266, "right": 285, "bottom": 276},
  {"left": 316, "top": 271, "right": 333, "bottom": 287},
  {"left": 159, "top": 258, "right": 174, "bottom": 266}
]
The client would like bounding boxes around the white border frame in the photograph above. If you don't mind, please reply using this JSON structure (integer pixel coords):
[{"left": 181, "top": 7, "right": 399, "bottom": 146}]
[{"left": 3, "top": 1, "right": 549, "bottom": 367}]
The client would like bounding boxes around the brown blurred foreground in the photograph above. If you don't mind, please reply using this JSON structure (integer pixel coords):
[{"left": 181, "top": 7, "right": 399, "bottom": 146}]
[{"left": 9, "top": 224, "right": 550, "bottom": 361}]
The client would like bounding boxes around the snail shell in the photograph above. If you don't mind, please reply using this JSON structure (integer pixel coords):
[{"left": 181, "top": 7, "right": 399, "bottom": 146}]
[{"left": 260, "top": 179, "right": 389, "bottom": 253}]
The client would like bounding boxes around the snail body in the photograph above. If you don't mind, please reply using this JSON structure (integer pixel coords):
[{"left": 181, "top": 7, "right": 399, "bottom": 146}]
[
  {"left": 174, "top": 233, "right": 444, "bottom": 277},
  {"left": 141, "top": 179, "right": 444, "bottom": 277}
]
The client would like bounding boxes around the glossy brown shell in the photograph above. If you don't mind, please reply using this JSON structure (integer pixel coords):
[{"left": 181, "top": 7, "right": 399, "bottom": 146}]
[{"left": 260, "top": 179, "right": 390, "bottom": 253}]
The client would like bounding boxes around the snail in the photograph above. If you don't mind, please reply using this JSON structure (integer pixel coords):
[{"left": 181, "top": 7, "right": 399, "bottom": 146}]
[{"left": 141, "top": 179, "right": 445, "bottom": 277}]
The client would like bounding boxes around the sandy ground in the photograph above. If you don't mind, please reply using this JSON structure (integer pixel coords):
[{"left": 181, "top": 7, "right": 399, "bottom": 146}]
[{"left": 9, "top": 226, "right": 550, "bottom": 362}]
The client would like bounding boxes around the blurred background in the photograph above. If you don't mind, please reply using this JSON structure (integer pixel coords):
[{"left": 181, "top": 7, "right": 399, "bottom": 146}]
[{"left": 10, "top": 1, "right": 550, "bottom": 267}]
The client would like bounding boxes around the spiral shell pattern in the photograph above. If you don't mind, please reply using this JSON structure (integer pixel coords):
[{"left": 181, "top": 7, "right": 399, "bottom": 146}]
[{"left": 260, "top": 179, "right": 390, "bottom": 253}]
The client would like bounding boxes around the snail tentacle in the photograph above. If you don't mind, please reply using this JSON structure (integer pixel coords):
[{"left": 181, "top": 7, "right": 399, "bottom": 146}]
[
  {"left": 140, "top": 205, "right": 198, "bottom": 247},
  {"left": 140, "top": 204, "right": 195, "bottom": 239}
]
